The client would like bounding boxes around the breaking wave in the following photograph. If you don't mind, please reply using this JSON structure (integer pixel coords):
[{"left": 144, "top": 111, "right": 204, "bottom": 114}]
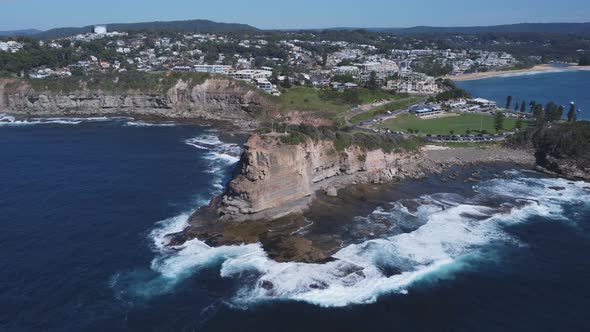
[
  {"left": 110, "top": 132, "right": 242, "bottom": 299},
  {"left": 124, "top": 121, "right": 176, "bottom": 127},
  {"left": 132, "top": 171, "right": 590, "bottom": 308},
  {"left": 0, "top": 116, "right": 128, "bottom": 126},
  {"left": 185, "top": 133, "right": 242, "bottom": 190}
]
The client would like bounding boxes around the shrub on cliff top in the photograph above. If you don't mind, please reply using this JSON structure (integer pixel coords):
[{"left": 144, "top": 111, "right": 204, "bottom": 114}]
[
  {"left": 265, "top": 122, "right": 424, "bottom": 153},
  {"left": 507, "top": 121, "right": 590, "bottom": 169},
  {"left": 280, "top": 132, "right": 306, "bottom": 145}
]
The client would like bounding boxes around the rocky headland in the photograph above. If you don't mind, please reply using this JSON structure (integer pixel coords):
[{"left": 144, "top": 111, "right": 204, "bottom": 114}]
[
  {"left": 3, "top": 74, "right": 588, "bottom": 264},
  {"left": 170, "top": 133, "right": 536, "bottom": 263}
]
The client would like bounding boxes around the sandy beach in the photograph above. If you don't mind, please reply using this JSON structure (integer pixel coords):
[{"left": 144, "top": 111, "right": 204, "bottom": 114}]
[{"left": 448, "top": 64, "right": 590, "bottom": 81}]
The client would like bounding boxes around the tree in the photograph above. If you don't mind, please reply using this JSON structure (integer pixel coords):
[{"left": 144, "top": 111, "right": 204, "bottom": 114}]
[
  {"left": 544, "top": 102, "right": 563, "bottom": 122},
  {"left": 282, "top": 74, "right": 292, "bottom": 88},
  {"left": 506, "top": 95, "right": 513, "bottom": 109},
  {"left": 557, "top": 105, "right": 564, "bottom": 121},
  {"left": 70, "top": 67, "right": 84, "bottom": 77},
  {"left": 520, "top": 101, "right": 526, "bottom": 113},
  {"left": 529, "top": 101, "right": 537, "bottom": 113},
  {"left": 514, "top": 102, "right": 519, "bottom": 112},
  {"left": 515, "top": 118, "right": 523, "bottom": 130},
  {"left": 366, "top": 71, "right": 379, "bottom": 90},
  {"left": 332, "top": 74, "right": 355, "bottom": 83},
  {"left": 494, "top": 111, "right": 505, "bottom": 132},
  {"left": 533, "top": 104, "right": 545, "bottom": 126},
  {"left": 567, "top": 102, "right": 577, "bottom": 122},
  {"left": 204, "top": 50, "right": 219, "bottom": 64}
]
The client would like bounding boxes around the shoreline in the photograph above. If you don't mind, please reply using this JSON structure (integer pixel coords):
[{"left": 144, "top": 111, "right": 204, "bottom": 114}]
[
  {"left": 0, "top": 112, "right": 255, "bottom": 133},
  {"left": 172, "top": 145, "right": 536, "bottom": 263},
  {"left": 447, "top": 64, "right": 590, "bottom": 82}
]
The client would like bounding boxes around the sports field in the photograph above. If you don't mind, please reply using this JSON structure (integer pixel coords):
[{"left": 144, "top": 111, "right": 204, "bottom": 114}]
[{"left": 377, "top": 113, "right": 527, "bottom": 135}]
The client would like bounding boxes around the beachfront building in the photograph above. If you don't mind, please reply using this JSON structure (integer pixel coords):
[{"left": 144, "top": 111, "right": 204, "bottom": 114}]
[
  {"left": 470, "top": 98, "right": 497, "bottom": 108},
  {"left": 254, "top": 78, "right": 280, "bottom": 96},
  {"left": 194, "top": 64, "right": 231, "bottom": 74},
  {"left": 333, "top": 66, "right": 360, "bottom": 76},
  {"left": 389, "top": 72, "right": 441, "bottom": 94},
  {"left": 410, "top": 105, "right": 444, "bottom": 118},
  {"left": 358, "top": 60, "right": 399, "bottom": 77},
  {"left": 232, "top": 69, "right": 273, "bottom": 81}
]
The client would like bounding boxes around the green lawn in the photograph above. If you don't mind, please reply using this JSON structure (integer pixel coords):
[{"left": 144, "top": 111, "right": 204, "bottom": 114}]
[
  {"left": 279, "top": 86, "right": 349, "bottom": 114},
  {"left": 350, "top": 95, "right": 426, "bottom": 124},
  {"left": 278, "top": 87, "right": 408, "bottom": 125},
  {"left": 377, "top": 113, "right": 528, "bottom": 135}
]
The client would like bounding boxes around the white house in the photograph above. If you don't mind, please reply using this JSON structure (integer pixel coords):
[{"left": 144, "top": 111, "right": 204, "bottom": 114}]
[
  {"left": 232, "top": 69, "right": 272, "bottom": 81},
  {"left": 194, "top": 65, "right": 231, "bottom": 74},
  {"left": 94, "top": 25, "right": 107, "bottom": 35}
]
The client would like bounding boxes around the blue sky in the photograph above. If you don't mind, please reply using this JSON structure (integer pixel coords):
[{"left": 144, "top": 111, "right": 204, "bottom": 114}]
[{"left": 0, "top": 0, "right": 589, "bottom": 31}]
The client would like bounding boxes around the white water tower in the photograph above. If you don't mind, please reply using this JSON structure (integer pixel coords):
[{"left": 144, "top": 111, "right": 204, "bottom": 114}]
[{"left": 94, "top": 25, "right": 107, "bottom": 34}]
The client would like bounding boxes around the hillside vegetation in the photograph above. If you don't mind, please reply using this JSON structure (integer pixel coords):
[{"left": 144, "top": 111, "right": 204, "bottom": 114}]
[
  {"left": 259, "top": 123, "right": 424, "bottom": 153},
  {"left": 508, "top": 121, "right": 590, "bottom": 170},
  {"left": 9, "top": 71, "right": 211, "bottom": 93}
]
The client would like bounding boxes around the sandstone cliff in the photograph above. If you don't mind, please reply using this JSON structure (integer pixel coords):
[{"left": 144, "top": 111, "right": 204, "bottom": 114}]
[
  {"left": 217, "top": 134, "right": 423, "bottom": 221},
  {"left": 0, "top": 77, "right": 274, "bottom": 129},
  {"left": 174, "top": 135, "right": 535, "bottom": 263}
]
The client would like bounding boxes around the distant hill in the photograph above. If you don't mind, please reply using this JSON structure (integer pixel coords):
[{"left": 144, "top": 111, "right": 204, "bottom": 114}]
[
  {"left": 6, "top": 21, "right": 590, "bottom": 40},
  {"left": 369, "top": 23, "right": 590, "bottom": 34},
  {"left": 0, "top": 29, "right": 42, "bottom": 37},
  {"left": 33, "top": 19, "right": 258, "bottom": 39}
]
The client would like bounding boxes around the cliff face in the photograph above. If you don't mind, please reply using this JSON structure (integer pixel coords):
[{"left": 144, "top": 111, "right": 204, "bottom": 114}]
[
  {"left": 508, "top": 122, "right": 590, "bottom": 181},
  {"left": 218, "top": 134, "right": 420, "bottom": 221},
  {"left": 536, "top": 153, "right": 590, "bottom": 181},
  {"left": 0, "top": 78, "right": 273, "bottom": 129}
]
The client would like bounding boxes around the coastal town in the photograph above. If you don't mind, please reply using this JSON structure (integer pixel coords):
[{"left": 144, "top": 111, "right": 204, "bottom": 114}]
[
  {"left": 0, "top": 25, "right": 524, "bottom": 94},
  {"left": 0, "top": 24, "right": 585, "bottom": 141}
]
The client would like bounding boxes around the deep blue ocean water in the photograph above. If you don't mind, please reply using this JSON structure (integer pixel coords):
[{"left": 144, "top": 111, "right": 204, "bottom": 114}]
[
  {"left": 457, "top": 69, "right": 590, "bottom": 120},
  {"left": 1, "top": 120, "right": 589, "bottom": 331}
]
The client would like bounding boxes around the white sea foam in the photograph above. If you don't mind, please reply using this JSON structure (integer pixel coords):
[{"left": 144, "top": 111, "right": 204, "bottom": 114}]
[
  {"left": 137, "top": 171, "right": 590, "bottom": 307},
  {"left": 185, "top": 133, "right": 242, "bottom": 190},
  {"left": 124, "top": 121, "right": 176, "bottom": 127},
  {"left": 149, "top": 213, "right": 192, "bottom": 252},
  {"left": 0, "top": 116, "right": 126, "bottom": 126},
  {"left": 0, "top": 119, "right": 82, "bottom": 126}
]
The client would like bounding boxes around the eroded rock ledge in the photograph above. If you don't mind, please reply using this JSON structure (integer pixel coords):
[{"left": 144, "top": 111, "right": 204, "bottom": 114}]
[
  {"left": 218, "top": 134, "right": 425, "bottom": 222},
  {"left": 171, "top": 134, "right": 535, "bottom": 263}
]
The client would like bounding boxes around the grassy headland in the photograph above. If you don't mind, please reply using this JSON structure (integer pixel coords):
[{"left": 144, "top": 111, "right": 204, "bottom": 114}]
[
  {"left": 278, "top": 86, "right": 402, "bottom": 124},
  {"left": 350, "top": 95, "right": 426, "bottom": 124},
  {"left": 259, "top": 123, "right": 425, "bottom": 154}
]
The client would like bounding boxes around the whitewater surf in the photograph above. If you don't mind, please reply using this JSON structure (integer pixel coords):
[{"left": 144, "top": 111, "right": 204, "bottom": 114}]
[{"left": 138, "top": 168, "right": 590, "bottom": 308}]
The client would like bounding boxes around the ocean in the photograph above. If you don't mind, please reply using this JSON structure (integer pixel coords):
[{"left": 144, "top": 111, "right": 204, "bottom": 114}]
[
  {"left": 456, "top": 69, "right": 590, "bottom": 120},
  {"left": 1, "top": 118, "right": 589, "bottom": 331}
]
